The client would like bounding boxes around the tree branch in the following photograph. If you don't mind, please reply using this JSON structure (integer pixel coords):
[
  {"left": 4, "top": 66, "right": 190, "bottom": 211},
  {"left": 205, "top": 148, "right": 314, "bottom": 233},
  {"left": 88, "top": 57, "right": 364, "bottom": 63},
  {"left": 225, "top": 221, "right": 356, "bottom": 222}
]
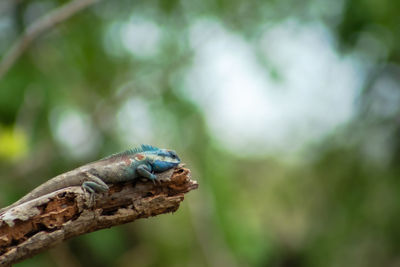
[
  {"left": 0, "top": 167, "right": 198, "bottom": 266},
  {"left": 0, "top": 0, "right": 102, "bottom": 80}
]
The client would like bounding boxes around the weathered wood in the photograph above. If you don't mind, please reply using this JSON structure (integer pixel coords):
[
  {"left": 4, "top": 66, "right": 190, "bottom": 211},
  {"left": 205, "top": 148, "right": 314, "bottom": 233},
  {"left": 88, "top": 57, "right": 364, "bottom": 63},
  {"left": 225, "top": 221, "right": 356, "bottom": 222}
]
[{"left": 0, "top": 167, "right": 197, "bottom": 266}]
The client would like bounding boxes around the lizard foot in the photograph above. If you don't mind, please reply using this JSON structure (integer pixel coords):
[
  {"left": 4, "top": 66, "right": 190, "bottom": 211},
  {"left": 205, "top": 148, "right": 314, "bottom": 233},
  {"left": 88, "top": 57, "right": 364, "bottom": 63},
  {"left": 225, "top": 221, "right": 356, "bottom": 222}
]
[
  {"left": 82, "top": 184, "right": 96, "bottom": 208},
  {"left": 150, "top": 174, "right": 162, "bottom": 185}
]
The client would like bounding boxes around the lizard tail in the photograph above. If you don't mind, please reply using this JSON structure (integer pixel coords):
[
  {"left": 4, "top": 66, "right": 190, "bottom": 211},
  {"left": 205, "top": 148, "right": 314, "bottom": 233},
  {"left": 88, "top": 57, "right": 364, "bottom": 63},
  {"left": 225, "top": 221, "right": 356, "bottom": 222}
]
[
  {"left": 0, "top": 191, "right": 43, "bottom": 214},
  {"left": 0, "top": 171, "right": 85, "bottom": 214}
]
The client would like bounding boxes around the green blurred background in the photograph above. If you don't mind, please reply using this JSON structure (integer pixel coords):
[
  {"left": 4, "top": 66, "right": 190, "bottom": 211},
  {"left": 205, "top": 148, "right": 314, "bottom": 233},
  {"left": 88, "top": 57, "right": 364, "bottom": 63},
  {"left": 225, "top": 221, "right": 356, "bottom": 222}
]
[{"left": 1, "top": 0, "right": 400, "bottom": 266}]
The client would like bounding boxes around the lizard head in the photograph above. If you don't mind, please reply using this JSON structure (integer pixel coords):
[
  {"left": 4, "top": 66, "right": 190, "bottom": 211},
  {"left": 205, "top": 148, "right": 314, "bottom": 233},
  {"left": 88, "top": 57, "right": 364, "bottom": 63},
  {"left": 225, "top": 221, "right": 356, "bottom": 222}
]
[{"left": 147, "top": 149, "right": 181, "bottom": 172}]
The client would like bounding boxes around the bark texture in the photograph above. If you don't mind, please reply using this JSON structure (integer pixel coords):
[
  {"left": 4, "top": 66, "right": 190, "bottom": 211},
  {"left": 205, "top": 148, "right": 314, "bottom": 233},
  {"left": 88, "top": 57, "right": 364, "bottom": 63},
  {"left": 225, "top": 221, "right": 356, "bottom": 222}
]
[{"left": 0, "top": 167, "right": 197, "bottom": 266}]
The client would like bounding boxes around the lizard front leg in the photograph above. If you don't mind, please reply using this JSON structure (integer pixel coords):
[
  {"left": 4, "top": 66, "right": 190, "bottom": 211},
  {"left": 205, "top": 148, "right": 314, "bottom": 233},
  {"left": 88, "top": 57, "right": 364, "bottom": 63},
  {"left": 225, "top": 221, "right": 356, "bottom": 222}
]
[{"left": 136, "top": 164, "right": 157, "bottom": 182}]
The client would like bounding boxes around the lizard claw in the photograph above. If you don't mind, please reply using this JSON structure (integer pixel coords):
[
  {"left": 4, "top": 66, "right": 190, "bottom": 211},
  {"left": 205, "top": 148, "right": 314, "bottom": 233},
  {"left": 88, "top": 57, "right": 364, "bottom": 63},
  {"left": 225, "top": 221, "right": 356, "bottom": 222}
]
[
  {"left": 151, "top": 177, "right": 162, "bottom": 185},
  {"left": 150, "top": 173, "right": 158, "bottom": 185},
  {"left": 89, "top": 194, "right": 95, "bottom": 208},
  {"left": 82, "top": 185, "right": 95, "bottom": 208}
]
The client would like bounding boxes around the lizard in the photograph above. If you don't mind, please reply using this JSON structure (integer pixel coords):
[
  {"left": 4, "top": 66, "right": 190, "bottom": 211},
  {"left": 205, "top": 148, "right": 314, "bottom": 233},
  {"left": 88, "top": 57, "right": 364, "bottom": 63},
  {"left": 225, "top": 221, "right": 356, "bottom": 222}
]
[{"left": 0, "top": 144, "right": 181, "bottom": 213}]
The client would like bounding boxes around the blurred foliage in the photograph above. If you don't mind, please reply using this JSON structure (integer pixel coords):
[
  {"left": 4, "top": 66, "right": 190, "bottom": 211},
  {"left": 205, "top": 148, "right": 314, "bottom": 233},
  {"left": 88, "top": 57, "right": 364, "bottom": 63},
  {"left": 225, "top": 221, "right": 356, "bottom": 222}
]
[{"left": 1, "top": 0, "right": 400, "bottom": 266}]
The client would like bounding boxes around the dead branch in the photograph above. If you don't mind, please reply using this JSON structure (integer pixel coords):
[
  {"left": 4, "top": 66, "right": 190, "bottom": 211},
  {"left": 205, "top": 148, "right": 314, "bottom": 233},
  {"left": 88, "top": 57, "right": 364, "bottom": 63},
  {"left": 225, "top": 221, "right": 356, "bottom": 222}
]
[
  {"left": 0, "top": 0, "right": 102, "bottom": 80},
  {"left": 0, "top": 167, "right": 198, "bottom": 266}
]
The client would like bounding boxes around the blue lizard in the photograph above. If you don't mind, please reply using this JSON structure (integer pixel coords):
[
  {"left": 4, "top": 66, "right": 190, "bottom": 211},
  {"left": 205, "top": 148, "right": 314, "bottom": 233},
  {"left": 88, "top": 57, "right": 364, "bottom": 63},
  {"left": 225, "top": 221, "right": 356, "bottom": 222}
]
[{"left": 0, "top": 145, "right": 180, "bottom": 212}]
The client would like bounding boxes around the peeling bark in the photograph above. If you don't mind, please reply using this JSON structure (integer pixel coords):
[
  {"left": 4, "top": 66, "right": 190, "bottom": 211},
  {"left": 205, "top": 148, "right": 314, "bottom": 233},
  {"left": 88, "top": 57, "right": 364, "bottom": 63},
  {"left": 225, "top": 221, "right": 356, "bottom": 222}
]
[{"left": 0, "top": 167, "right": 197, "bottom": 266}]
